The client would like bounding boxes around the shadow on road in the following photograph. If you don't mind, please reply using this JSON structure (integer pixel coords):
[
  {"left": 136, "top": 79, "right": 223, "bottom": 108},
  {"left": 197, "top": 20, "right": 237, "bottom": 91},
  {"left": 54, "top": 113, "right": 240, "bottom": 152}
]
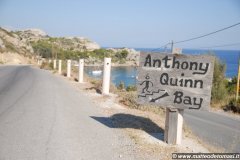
[{"left": 91, "top": 113, "right": 164, "bottom": 141}]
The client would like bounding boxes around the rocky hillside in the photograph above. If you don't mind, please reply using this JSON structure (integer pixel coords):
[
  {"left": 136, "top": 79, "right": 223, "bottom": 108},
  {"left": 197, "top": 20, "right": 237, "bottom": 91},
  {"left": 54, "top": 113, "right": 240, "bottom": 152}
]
[
  {"left": 0, "top": 27, "right": 34, "bottom": 55},
  {"left": 0, "top": 27, "right": 100, "bottom": 54},
  {"left": 52, "top": 37, "right": 100, "bottom": 51},
  {"left": 0, "top": 27, "right": 139, "bottom": 65}
]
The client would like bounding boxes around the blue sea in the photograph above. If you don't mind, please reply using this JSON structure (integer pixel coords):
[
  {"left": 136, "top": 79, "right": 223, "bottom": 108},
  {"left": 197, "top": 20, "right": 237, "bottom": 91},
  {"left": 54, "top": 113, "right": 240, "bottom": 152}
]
[{"left": 85, "top": 48, "right": 240, "bottom": 87}]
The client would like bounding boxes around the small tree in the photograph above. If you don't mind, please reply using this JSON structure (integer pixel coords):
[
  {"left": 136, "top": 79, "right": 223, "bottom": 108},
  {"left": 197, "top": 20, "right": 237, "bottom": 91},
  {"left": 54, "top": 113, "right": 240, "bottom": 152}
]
[
  {"left": 211, "top": 57, "right": 228, "bottom": 101},
  {"left": 227, "top": 76, "right": 237, "bottom": 94},
  {"left": 117, "top": 81, "right": 125, "bottom": 90},
  {"left": 120, "top": 50, "right": 128, "bottom": 59},
  {"left": 126, "top": 85, "right": 137, "bottom": 92}
]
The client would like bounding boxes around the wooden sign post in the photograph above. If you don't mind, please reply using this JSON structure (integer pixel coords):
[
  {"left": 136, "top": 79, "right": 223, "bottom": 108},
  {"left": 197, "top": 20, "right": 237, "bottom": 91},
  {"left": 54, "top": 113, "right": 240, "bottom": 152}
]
[
  {"left": 137, "top": 53, "right": 214, "bottom": 144},
  {"left": 164, "top": 108, "right": 184, "bottom": 144}
]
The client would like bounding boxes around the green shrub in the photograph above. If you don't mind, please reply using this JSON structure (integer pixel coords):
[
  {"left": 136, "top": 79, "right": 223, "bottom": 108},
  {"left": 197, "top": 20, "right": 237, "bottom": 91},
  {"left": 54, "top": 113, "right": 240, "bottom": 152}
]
[
  {"left": 117, "top": 81, "right": 125, "bottom": 90},
  {"left": 31, "top": 39, "right": 130, "bottom": 64},
  {"left": 31, "top": 40, "right": 53, "bottom": 58},
  {"left": 225, "top": 98, "right": 240, "bottom": 113},
  {"left": 40, "top": 62, "right": 52, "bottom": 70},
  {"left": 227, "top": 76, "right": 237, "bottom": 94},
  {"left": 211, "top": 57, "right": 228, "bottom": 101},
  {"left": 119, "top": 59, "right": 126, "bottom": 64},
  {"left": 120, "top": 50, "right": 128, "bottom": 59},
  {"left": 126, "top": 85, "right": 137, "bottom": 92}
]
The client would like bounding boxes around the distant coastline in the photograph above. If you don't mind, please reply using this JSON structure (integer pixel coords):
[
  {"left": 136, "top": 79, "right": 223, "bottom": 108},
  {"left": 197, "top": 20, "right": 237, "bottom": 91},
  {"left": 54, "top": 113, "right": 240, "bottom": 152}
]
[
  {"left": 85, "top": 48, "right": 239, "bottom": 77},
  {"left": 84, "top": 62, "right": 138, "bottom": 67},
  {"left": 134, "top": 48, "right": 240, "bottom": 52}
]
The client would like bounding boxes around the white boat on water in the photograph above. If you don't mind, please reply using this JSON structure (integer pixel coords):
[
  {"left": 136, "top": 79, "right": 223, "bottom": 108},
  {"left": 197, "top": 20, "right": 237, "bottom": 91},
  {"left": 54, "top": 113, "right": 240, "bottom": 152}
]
[{"left": 92, "top": 70, "right": 102, "bottom": 75}]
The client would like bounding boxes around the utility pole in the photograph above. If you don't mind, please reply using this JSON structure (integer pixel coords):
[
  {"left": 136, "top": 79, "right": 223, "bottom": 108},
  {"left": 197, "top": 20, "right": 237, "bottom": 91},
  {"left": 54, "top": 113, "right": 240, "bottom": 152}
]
[
  {"left": 171, "top": 40, "right": 174, "bottom": 53},
  {"left": 51, "top": 43, "right": 53, "bottom": 59},
  {"left": 51, "top": 42, "right": 57, "bottom": 59},
  {"left": 54, "top": 42, "right": 57, "bottom": 59},
  {"left": 236, "top": 58, "right": 240, "bottom": 100}
]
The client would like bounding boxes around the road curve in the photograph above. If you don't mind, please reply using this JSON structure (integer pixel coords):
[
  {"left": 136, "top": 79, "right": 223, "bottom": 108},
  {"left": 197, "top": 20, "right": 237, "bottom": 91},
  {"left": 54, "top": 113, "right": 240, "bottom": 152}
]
[
  {"left": 0, "top": 65, "right": 133, "bottom": 160},
  {"left": 184, "top": 110, "right": 240, "bottom": 152}
]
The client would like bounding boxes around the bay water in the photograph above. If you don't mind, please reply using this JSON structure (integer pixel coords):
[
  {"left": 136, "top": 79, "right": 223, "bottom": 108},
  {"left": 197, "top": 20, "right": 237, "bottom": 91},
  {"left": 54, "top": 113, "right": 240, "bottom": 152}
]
[{"left": 85, "top": 49, "right": 240, "bottom": 87}]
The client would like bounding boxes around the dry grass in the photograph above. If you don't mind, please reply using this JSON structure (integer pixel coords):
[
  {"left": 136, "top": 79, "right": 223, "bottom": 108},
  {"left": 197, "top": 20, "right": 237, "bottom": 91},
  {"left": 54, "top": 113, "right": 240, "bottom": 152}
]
[
  {"left": 116, "top": 90, "right": 165, "bottom": 116},
  {"left": 40, "top": 61, "right": 52, "bottom": 70}
]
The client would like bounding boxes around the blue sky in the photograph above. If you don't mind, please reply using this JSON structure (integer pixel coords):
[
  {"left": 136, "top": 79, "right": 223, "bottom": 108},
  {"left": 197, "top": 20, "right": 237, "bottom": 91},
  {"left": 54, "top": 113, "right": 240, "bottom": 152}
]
[{"left": 0, "top": 0, "right": 240, "bottom": 49}]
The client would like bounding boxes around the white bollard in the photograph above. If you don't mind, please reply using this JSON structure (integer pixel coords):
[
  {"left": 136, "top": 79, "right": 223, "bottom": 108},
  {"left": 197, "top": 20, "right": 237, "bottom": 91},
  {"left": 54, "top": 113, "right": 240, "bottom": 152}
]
[
  {"left": 78, "top": 59, "right": 84, "bottom": 83},
  {"left": 53, "top": 59, "right": 57, "bottom": 69},
  {"left": 102, "top": 58, "right": 111, "bottom": 95},
  {"left": 67, "top": 60, "right": 71, "bottom": 78},
  {"left": 39, "top": 59, "right": 42, "bottom": 66},
  {"left": 58, "top": 60, "right": 62, "bottom": 74},
  {"left": 1, "top": 53, "right": 3, "bottom": 62}
]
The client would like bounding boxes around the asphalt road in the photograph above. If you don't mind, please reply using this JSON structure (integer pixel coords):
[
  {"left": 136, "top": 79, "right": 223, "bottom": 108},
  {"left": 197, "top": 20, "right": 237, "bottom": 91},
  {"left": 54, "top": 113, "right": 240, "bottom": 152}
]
[
  {"left": 0, "top": 65, "right": 134, "bottom": 160},
  {"left": 184, "top": 110, "right": 240, "bottom": 152},
  {"left": 1, "top": 65, "right": 239, "bottom": 159}
]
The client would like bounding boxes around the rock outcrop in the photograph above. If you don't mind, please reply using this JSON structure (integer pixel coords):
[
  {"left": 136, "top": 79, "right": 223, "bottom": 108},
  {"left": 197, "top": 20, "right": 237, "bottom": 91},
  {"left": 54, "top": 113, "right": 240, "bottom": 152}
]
[
  {"left": 16, "top": 28, "right": 48, "bottom": 42},
  {"left": 0, "top": 27, "right": 34, "bottom": 54},
  {"left": 53, "top": 37, "right": 100, "bottom": 51},
  {"left": 107, "top": 47, "right": 140, "bottom": 63}
]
